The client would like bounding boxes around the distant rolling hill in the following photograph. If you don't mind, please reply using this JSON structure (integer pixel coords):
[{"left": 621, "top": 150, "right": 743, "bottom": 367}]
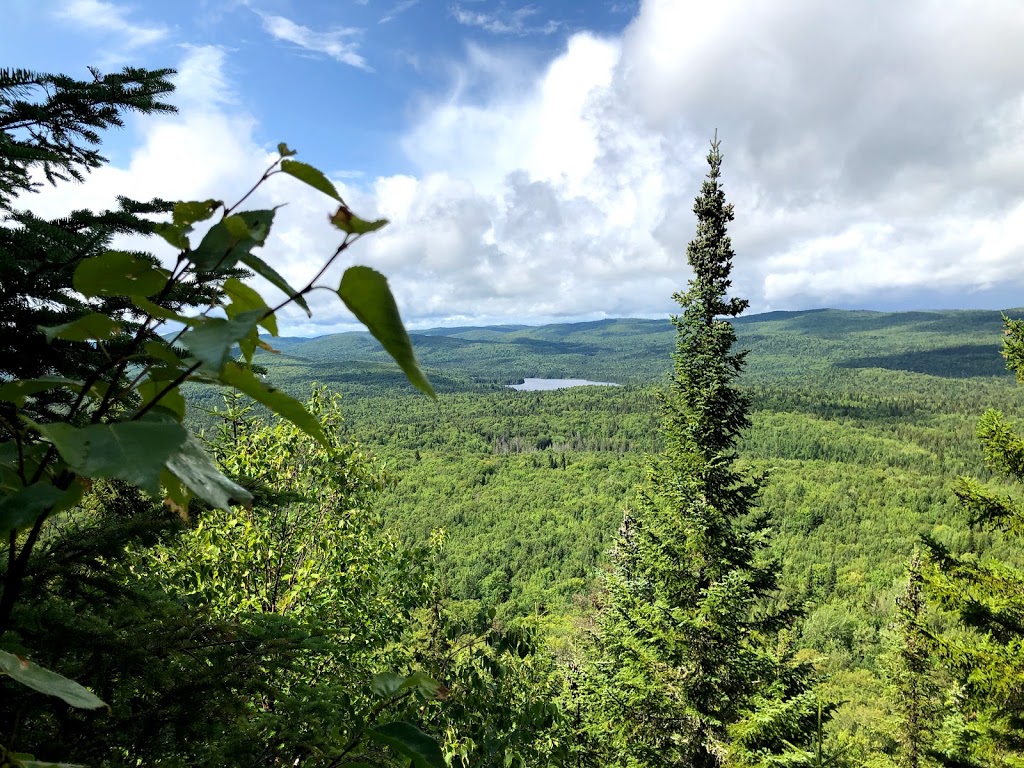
[{"left": 246, "top": 308, "right": 1023, "bottom": 398}]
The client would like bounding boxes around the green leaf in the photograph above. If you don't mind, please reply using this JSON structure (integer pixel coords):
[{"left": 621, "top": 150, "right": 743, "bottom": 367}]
[
  {"left": 370, "top": 671, "right": 444, "bottom": 700},
  {"left": 178, "top": 310, "right": 265, "bottom": 371},
  {"left": 330, "top": 205, "right": 388, "bottom": 235},
  {"left": 0, "top": 479, "right": 80, "bottom": 532},
  {"left": 281, "top": 159, "right": 343, "bottom": 202},
  {"left": 370, "top": 671, "right": 406, "bottom": 698},
  {"left": 36, "top": 420, "right": 188, "bottom": 497},
  {"left": 137, "top": 378, "right": 186, "bottom": 421},
  {"left": 172, "top": 199, "right": 221, "bottom": 228},
  {"left": 219, "top": 362, "right": 330, "bottom": 447},
  {"left": 0, "top": 378, "right": 83, "bottom": 407},
  {"left": 0, "top": 650, "right": 106, "bottom": 710},
  {"left": 338, "top": 266, "right": 434, "bottom": 398},
  {"left": 40, "top": 313, "right": 121, "bottom": 343},
  {"left": 367, "top": 722, "right": 445, "bottom": 768},
  {"left": 189, "top": 217, "right": 250, "bottom": 272},
  {"left": 189, "top": 210, "right": 275, "bottom": 272},
  {"left": 0, "top": 444, "right": 49, "bottom": 499},
  {"left": 235, "top": 209, "right": 275, "bottom": 246},
  {"left": 165, "top": 434, "right": 252, "bottom": 511},
  {"left": 15, "top": 759, "right": 86, "bottom": 768},
  {"left": 160, "top": 468, "right": 191, "bottom": 519},
  {"left": 398, "top": 670, "right": 444, "bottom": 699},
  {"left": 223, "top": 278, "right": 277, "bottom": 336},
  {"left": 240, "top": 252, "right": 311, "bottom": 317},
  {"left": 277, "top": 142, "right": 298, "bottom": 157},
  {"left": 0, "top": 483, "right": 66, "bottom": 532},
  {"left": 73, "top": 251, "right": 169, "bottom": 298},
  {"left": 153, "top": 222, "right": 189, "bottom": 250}
]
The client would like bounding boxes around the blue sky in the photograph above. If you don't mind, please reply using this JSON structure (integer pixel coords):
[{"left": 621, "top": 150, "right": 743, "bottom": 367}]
[{"left": 4, "top": 1, "right": 1024, "bottom": 334}]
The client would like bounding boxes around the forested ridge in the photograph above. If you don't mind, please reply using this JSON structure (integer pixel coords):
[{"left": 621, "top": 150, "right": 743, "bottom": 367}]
[
  {"left": 4, "top": 65, "right": 1024, "bottom": 768},
  {"left": 215, "top": 306, "right": 1022, "bottom": 395}
]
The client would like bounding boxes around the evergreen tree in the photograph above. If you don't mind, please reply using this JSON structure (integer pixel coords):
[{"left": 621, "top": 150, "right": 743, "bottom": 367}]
[
  {"left": 0, "top": 66, "right": 176, "bottom": 204},
  {"left": 922, "top": 315, "right": 1024, "bottom": 768},
  {"left": 585, "top": 138, "right": 816, "bottom": 767},
  {"left": 884, "top": 551, "right": 940, "bottom": 768},
  {"left": 0, "top": 66, "right": 200, "bottom": 432}
]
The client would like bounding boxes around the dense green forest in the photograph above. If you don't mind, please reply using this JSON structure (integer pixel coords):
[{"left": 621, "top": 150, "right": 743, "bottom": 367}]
[
  {"left": 4, "top": 64, "right": 1024, "bottom": 768},
  {"left": 223, "top": 308, "right": 1023, "bottom": 620}
]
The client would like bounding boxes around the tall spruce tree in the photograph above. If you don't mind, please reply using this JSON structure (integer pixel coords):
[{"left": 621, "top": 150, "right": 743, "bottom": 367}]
[
  {"left": 921, "top": 315, "right": 1024, "bottom": 768},
  {"left": 885, "top": 551, "right": 940, "bottom": 768},
  {"left": 585, "top": 138, "right": 816, "bottom": 767}
]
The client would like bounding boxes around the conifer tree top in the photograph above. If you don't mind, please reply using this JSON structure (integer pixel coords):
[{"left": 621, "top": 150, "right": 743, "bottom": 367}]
[
  {"left": 677, "top": 136, "right": 749, "bottom": 323},
  {"left": 668, "top": 135, "right": 751, "bottom": 461},
  {"left": 0, "top": 66, "right": 176, "bottom": 208}
]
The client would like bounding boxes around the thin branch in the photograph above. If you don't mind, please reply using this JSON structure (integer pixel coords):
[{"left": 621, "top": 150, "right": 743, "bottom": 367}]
[{"left": 224, "top": 159, "right": 282, "bottom": 217}]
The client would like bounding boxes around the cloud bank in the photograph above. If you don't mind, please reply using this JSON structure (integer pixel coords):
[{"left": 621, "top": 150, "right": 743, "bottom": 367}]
[{"left": 25, "top": 1, "right": 1024, "bottom": 334}]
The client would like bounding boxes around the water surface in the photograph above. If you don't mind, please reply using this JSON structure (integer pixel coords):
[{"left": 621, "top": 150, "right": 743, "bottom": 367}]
[{"left": 507, "top": 378, "right": 620, "bottom": 391}]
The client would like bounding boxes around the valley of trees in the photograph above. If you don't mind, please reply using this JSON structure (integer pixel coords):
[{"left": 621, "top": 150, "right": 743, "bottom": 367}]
[{"left": 3, "top": 64, "right": 1024, "bottom": 768}]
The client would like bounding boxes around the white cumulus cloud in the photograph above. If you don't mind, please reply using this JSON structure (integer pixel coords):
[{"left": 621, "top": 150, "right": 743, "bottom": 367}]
[{"left": 21, "top": 1, "right": 1024, "bottom": 334}]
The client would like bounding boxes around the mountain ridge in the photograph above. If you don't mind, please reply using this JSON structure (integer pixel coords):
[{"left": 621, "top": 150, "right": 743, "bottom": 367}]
[{"left": 248, "top": 308, "right": 1021, "bottom": 396}]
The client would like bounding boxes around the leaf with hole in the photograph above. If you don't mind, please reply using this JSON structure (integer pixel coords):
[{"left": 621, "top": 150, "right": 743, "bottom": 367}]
[
  {"left": 73, "top": 251, "right": 169, "bottom": 298},
  {"left": 236, "top": 209, "right": 275, "bottom": 245},
  {"left": 153, "top": 222, "right": 189, "bottom": 250},
  {"left": 172, "top": 199, "right": 220, "bottom": 228},
  {"left": 338, "top": 266, "right": 434, "bottom": 398}
]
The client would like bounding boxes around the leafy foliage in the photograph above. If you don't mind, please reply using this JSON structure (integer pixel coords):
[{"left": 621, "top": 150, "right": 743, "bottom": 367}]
[
  {"left": 0, "top": 64, "right": 435, "bottom": 765},
  {"left": 119, "top": 390, "right": 441, "bottom": 765}
]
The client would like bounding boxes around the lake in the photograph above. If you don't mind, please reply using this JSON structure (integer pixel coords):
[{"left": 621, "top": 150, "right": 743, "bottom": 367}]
[{"left": 506, "top": 378, "right": 620, "bottom": 391}]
